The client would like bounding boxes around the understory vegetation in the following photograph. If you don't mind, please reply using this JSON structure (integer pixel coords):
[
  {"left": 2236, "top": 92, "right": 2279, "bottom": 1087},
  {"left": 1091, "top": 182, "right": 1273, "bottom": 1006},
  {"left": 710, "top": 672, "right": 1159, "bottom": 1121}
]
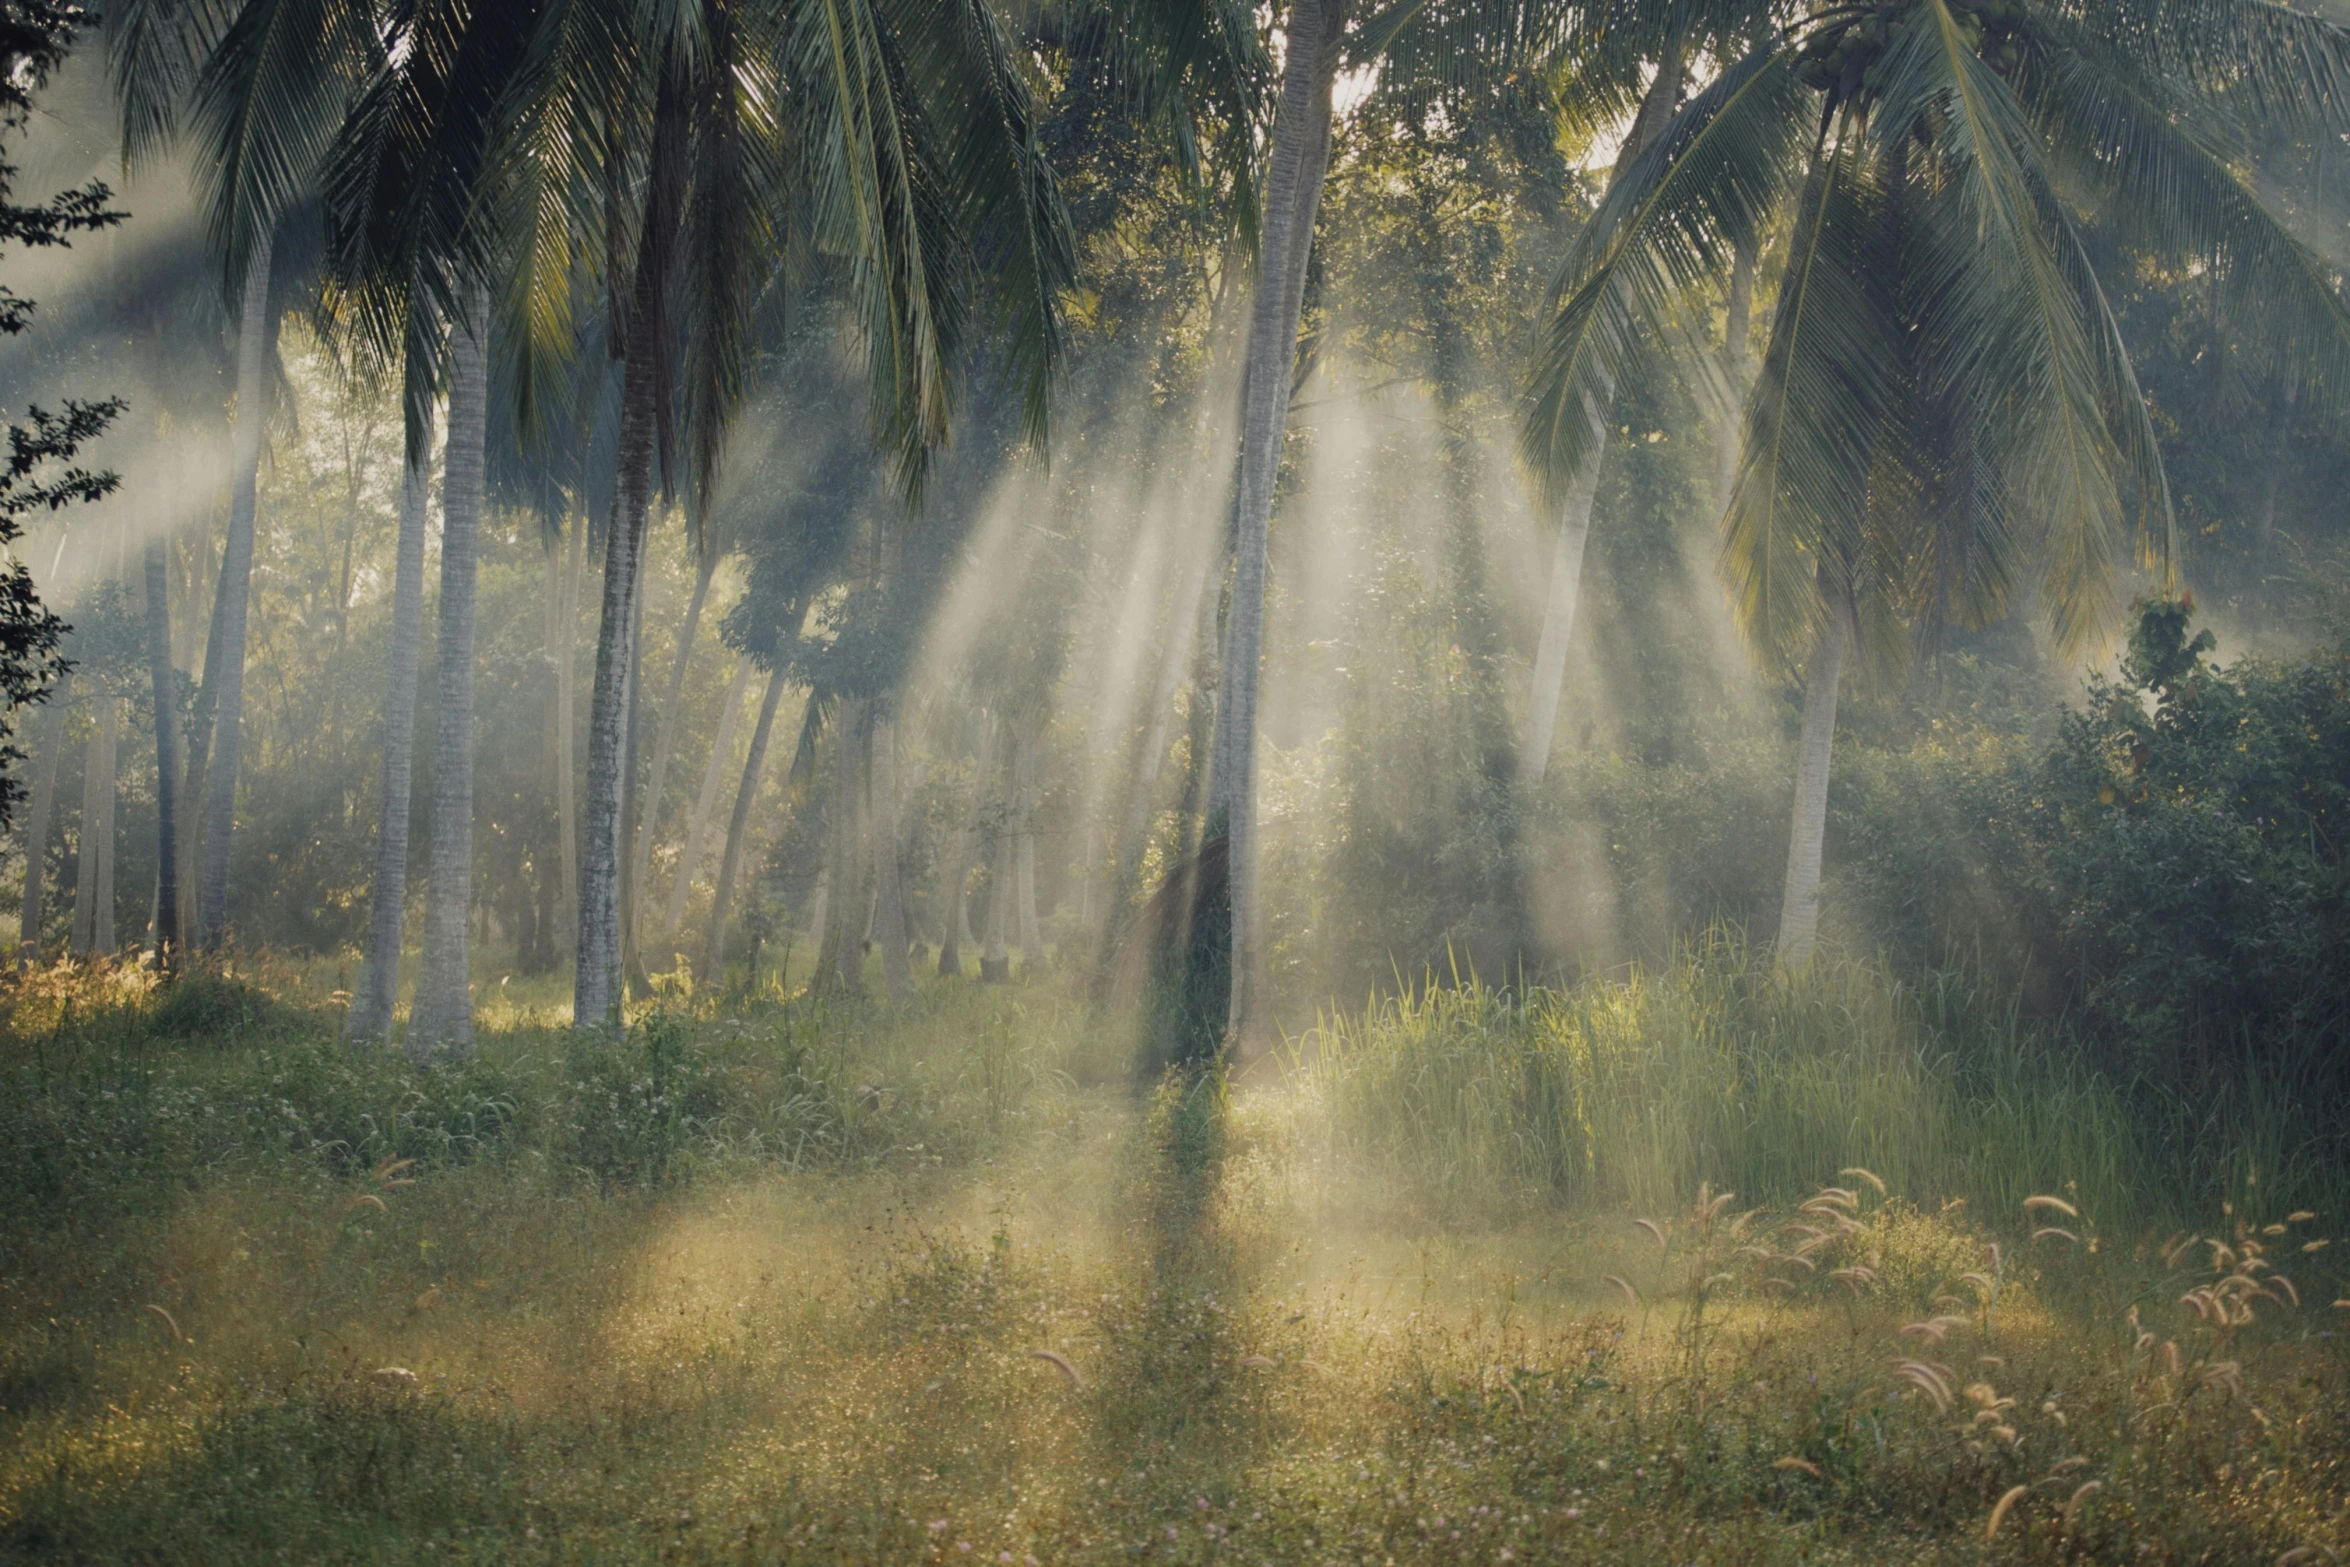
[{"left": 4, "top": 957, "right": 2347, "bottom": 1565}]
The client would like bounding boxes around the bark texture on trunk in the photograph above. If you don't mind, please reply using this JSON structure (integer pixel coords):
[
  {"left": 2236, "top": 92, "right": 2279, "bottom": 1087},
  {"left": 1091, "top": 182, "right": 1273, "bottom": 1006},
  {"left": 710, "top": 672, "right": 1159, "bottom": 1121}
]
[
  {"left": 555, "top": 515, "right": 583, "bottom": 953},
  {"left": 197, "top": 228, "right": 276, "bottom": 949},
  {"left": 1212, "top": 0, "right": 1347, "bottom": 1043},
  {"left": 664, "top": 656, "right": 752, "bottom": 944},
  {"left": 979, "top": 747, "right": 1015, "bottom": 985},
  {"left": 871, "top": 714, "right": 912, "bottom": 1002},
  {"left": 18, "top": 671, "right": 69, "bottom": 957},
  {"left": 412, "top": 296, "right": 490, "bottom": 1055},
  {"left": 819, "top": 702, "right": 867, "bottom": 995},
  {"left": 702, "top": 663, "right": 787, "bottom": 987},
  {"left": 350, "top": 450, "right": 433, "bottom": 1041},
  {"left": 935, "top": 707, "right": 994, "bottom": 977},
  {"left": 1775, "top": 597, "right": 1852, "bottom": 967},
  {"left": 72, "top": 696, "right": 117, "bottom": 954},
  {"left": 144, "top": 541, "right": 179, "bottom": 963}
]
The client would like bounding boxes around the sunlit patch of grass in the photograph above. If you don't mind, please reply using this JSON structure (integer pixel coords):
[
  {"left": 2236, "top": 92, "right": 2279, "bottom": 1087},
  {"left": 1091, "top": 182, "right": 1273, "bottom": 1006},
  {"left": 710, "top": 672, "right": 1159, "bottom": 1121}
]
[{"left": 1, "top": 956, "right": 2346, "bottom": 1562}]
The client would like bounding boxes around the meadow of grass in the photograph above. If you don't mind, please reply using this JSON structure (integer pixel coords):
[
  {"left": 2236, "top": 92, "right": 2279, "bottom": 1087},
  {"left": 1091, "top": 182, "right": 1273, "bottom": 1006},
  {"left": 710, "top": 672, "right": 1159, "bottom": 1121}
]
[{"left": 1, "top": 947, "right": 2345, "bottom": 1564}]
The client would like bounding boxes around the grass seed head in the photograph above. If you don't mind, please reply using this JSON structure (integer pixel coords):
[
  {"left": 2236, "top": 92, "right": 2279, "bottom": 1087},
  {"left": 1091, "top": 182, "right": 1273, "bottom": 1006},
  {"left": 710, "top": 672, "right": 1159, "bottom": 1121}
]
[{"left": 1986, "top": 1484, "right": 2030, "bottom": 1540}]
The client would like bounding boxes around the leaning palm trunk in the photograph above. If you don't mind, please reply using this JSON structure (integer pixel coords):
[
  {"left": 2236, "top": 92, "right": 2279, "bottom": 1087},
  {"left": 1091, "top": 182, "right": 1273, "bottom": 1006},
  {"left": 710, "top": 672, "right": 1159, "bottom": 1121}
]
[
  {"left": 143, "top": 541, "right": 179, "bottom": 963},
  {"left": 1518, "top": 43, "right": 1687, "bottom": 790},
  {"left": 196, "top": 229, "right": 275, "bottom": 949},
  {"left": 871, "top": 714, "right": 912, "bottom": 1002},
  {"left": 663, "top": 656, "right": 753, "bottom": 945},
  {"left": 702, "top": 663, "right": 787, "bottom": 987},
  {"left": 348, "top": 449, "right": 433, "bottom": 1040},
  {"left": 412, "top": 297, "right": 491, "bottom": 1055},
  {"left": 1210, "top": 0, "right": 1347, "bottom": 1043},
  {"left": 17, "top": 671, "right": 69, "bottom": 958},
  {"left": 935, "top": 707, "right": 994, "bottom": 977},
  {"left": 72, "top": 695, "right": 117, "bottom": 954},
  {"left": 1775, "top": 597, "right": 1852, "bottom": 967},
  {"left": 629, "top": 554, "right": 716, "bottom": 950}
]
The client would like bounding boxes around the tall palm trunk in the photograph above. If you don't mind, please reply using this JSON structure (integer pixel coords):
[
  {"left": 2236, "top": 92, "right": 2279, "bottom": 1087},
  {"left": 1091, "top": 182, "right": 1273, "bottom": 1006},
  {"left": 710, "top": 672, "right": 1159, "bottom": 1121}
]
[
  {"left": 935, "top": 707, "right": 994, "bottom": 977},
  {"left": 1775, "top": 596, "right": 1852, "bottom": 967},
  {"left": 1012, "top": 718, "right": 1043, "bottom": 973},
  {"left": 196, "top": 228, "right": 275, "bottom": 949},
  {"left": 702, "top": 663, "right": 787, "bottom": 986},
  {"left": 349, "top": 447, "right": 433, "bottom": 1039},
  {"left": 664, "top": 656, "right": 753, "bottom": 943},
  {"left": 630, "top": 553, "right": 716, "bottom": 948},
  {"left": 17, "top": 671, "right": 69, "bottom": 958},
  {"left": 72, "top": 695, "right": 117, "bottom": 954},
  {"left": 1519, "top": 41, "right": 1689, "bottom": 790},
  {"left": 980, "top": 744, "right": 1015, "bottom": 984},
  {"left": 144, "top": 540, "right": 179, "bottom": 964},
  {"left": 871, "top": 713, "right": 912, "bottom": 1002},
  {"left": 554, "top": 515, "right": 583, "bottom": 953},
  {"left": 412, "top": 295, "right": 490, "bottom": 1055},
  {"left": 1210, "top": 0, "right": 1347, "bottom": 1043}
]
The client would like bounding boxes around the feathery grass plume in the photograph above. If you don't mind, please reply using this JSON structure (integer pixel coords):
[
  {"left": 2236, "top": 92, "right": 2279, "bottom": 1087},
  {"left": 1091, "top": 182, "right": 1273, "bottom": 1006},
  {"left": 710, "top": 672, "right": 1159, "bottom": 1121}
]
[
  {"left": 370, "top": 1367, "right": 420, "bottom": 1390},
  {"left": 2033, "top": 1226, "right": 2080, "bottom": 1245},
  {"left": 1985, "top": 1484, "right": 2030, "bottom": 1541},
  {"left": 1772, "top": 1456, "right": 1822, "bottom": 1478},
  {"left": 141, "top": 1304, "right": 182, "bottom": 1342},
  {"left": 2047, "top": 1457, "right": 2089, "bottom": 1475},
  {"left": 1238, "top": 1354, "right": 1276, "bottom": 1370},
  {"left": 1840, "top": 1166, "right": 1887, "bottom": 1196},
  {"left": 2288, "top": 1211, "right": 2318, "bottom": 1224},
  {"left": 2270, "top": 1275, "right": 2300, "bottom": 1306},
  {"left": 1634, "top": 1218, "right": 1668, "bottom": 1251},
  {"left": 1889, "top": 1358, "right": 1953, "bottom": 1412},
  {"left": 2303, "top": 1240, "right": 2330, "bottom": 1252},
  {"left": 1603, "top": 1274, "right": 1639, "bottom": 1308},
  {"left": 342, "top": 1193, "right": 387, "bottom": 1215},
  {"left": 2165, "top": 1235, "right": 2202, "bottom": 1268},
  {"left": 1028, "top": 1349, "right": 1083, "bottom": 1390},
  {"left": 2062, "top": 1481, "right": 2103, "bottom": 1532},
  {"left": 2023, "top": 1194, "right": 2080, "bottom": 1218}
]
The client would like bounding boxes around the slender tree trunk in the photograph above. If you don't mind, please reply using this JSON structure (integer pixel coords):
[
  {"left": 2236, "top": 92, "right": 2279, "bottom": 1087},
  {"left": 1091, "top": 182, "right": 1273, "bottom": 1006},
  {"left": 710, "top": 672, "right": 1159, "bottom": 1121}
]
[
  {"left": 412, "top": 294, "right": 490, "bottom": 1055},
  {"left": 73, "top": 696, "right": 117, "bottom": 954},
  {"left": 575, "top": 314, "right": 662, "bottom": 1025},
  {"left": 1775, "top": 595, "right": 1852, "bottom": 967},
  {"left": 619, "top": 579, "right": 649, "bottom": 992},
  {"left": 871, "top": 713, "right": 912, "bottom": 1002},
  {"left": 980, "top": 740, "right": 1015, "bottom": 984},
  {"left": 631, "top": 554, "right": 715, "bottom": 943},
  {"left": 196, "top": 228, "right": 276, "bottom": 949},
  {"left": 2253, "top": 378, "right": 2298, "bottom": 626},
  {"left": 1012, "top": 719, "right": 1043, "bottom": 973},
  {"left": 18, "top": 672, "right": 69, "bottom": 958},
  {"left": 819, "top": 701, "right": 867, "bottom": 995},
  {"left": 935, "top": 706, "right": 993, "bottom": 977},
  {"left": 555, "top": 514, "right": 583, "bottom": 953},
  {"left": 1519, "top": 40, "right": 1690, "bottom": 791},
  {"left": 664, "top": 656, "right": 753, "bottom": 942},
  {"left": 349, "top": 447, "right": 433, "bottom": 1039},
  {"left": 1211, "top": 0, "right": 1347, "bottom": 1043},
  {"left": 702, "top": 663, "right": 787, "bottom": 986},
  {"left": 144, "top": 541, "right": 179, "bottom": 964}
]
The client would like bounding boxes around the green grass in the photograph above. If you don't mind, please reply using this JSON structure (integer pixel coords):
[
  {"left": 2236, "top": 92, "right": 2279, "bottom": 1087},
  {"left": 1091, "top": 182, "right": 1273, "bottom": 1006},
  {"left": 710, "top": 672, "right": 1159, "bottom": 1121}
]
[{"left": 0, "top": 951, "right": 2345, "bottom": 1564}]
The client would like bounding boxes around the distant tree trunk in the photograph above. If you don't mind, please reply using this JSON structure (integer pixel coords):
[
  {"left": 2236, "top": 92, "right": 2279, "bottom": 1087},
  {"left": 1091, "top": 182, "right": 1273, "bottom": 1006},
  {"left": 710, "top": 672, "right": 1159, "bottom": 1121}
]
[
  {"left": 702, "top": 663, "right": 787, "bottom": 987},
  {"left": 17, "top": 671, "right": 69, "bottom": 958},
  {"left": 144, "top": 541, "right": 179, "bottom": 964},
  {"left": 1012, "top": 718, "right": 1043, "bottom": 974},
  {"left": 2253, "top": 377, "right": 2298, "bottom": 625},
  {"left": 871, "top": 713, "right": 912, "bottom": 1002},
  {"left": 818, "top": 701, "right": 867, "bottom": 995},
  {"left": 664, "top": 655, "right": 752, "bottom": 944},
  {"left": 980, "top": 743, "right": 1015, "bottom": 985},
  {"left": 1518, "top": 40, "right": 1687, "bottom": 792},
  {"left": 1211, "top": 0, "right": 1346, "bottom": 1044},
  {"left": 935, "top": 706, "right": 994, "bottom": 978},
  {"left": 196, "top": 228, "right": 276, "bottom": 949},
  {"left": 349, "top": 446, "right": 433, "bottom": 1040},
  {"left": 72, "top": 696, "right": 117, "bottom": 954},
  {"left": 554, "top": 514, "right": 583, "bottom": 954},
  {"left": 631, "top": 552, "right": 716, "bottom": 947},
  {"left": 412, "top": 295, "right": 490, "bottom": 1056},
  {"left": 1775, "top": 593, "right": 1852, "bottom": 967},
  {"left": 619, "top": 580, "right": 649, "bottom": 994}
]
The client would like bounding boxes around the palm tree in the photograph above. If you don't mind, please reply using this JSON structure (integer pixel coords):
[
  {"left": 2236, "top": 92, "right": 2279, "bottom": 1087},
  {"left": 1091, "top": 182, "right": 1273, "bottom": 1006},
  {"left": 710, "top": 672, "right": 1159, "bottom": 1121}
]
[
  {"left": 142, "top": 540, "right": 180, "bottom": 962},
  {"left": 1522, "top": 0, "right": 2350, "bottom": 964}
]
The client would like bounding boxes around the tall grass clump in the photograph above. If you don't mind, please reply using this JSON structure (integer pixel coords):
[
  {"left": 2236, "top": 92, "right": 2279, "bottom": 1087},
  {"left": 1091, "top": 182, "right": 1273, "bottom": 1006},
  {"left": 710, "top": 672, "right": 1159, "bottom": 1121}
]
[{"left": 1298, "top": 934, "right": 2207, "bottom": 1225}]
